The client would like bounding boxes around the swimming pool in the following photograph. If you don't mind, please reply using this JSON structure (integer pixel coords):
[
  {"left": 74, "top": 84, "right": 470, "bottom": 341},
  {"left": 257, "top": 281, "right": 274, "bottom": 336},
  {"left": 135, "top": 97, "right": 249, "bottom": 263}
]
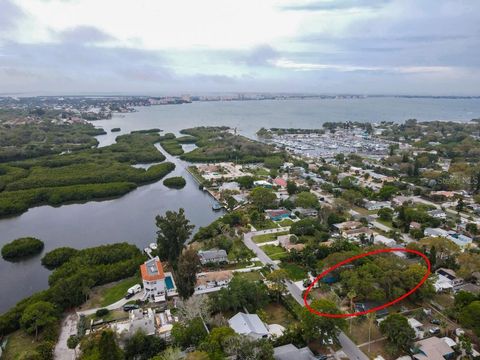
[{"left": 165, "top": 276, "right": 175, "bottom": 290}]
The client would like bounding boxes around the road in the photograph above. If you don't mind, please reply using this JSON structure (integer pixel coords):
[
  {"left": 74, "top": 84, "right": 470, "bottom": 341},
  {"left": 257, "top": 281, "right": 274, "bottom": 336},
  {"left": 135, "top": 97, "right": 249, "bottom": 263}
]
[
  {"left": 244, "top": 228, "right": 369, "bottom": 360},
  {"left": 77, "top": 291, "right": 143, "bottom": 316}
]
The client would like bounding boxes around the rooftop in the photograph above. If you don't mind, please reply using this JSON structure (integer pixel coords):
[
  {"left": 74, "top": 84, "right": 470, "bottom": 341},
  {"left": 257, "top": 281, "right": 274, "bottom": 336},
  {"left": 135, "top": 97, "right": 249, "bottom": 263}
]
[{"left": 141, "top": 256, "right": 165, "bottom": 281}]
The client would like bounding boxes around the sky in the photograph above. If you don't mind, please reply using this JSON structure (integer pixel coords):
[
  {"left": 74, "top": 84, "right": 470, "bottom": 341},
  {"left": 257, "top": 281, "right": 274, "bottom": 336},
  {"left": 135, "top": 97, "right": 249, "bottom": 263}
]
[{"left": 0, "top": 0, "right": 479, "bottom": 95}]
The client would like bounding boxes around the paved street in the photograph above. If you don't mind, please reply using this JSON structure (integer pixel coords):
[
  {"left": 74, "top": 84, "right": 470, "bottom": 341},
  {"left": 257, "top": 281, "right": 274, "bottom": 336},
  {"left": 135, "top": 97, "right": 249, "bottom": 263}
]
[
  {"left": 243, "top": 228, "right": 369, "bottom": 360},
  {"left": 54, "top": 313, "right": 78, "bottom": 360}
]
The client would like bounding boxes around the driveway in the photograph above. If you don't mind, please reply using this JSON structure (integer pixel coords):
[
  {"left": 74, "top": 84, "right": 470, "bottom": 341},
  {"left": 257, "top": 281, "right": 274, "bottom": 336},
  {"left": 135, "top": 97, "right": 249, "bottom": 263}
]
[
  {"left": 54, "top": 312, "right": 78, "bottom": 360},
  {"left": 77, "top": 291, "right": 143, "bottom": 316}
]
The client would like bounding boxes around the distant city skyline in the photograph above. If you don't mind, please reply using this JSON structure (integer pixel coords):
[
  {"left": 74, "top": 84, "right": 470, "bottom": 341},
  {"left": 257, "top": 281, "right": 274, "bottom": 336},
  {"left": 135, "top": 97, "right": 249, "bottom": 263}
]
[{"left": 0, "top": 0, "right": 479, "bottom": 95}]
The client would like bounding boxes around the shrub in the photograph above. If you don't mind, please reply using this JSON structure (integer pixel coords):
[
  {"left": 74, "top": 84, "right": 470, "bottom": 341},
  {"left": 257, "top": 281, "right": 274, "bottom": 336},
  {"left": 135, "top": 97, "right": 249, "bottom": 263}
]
[
  {"left": 163, "top": 176, "right": 186, "bottom": 189},
  {"left": 41, "top": 247, "right": 79, "bottom": 270},
  {"left": 95, "top": 308, "right": 109, "bottom": 317},
  {"left": 1, "top": 237, "right": 44, "bottom": 260}
]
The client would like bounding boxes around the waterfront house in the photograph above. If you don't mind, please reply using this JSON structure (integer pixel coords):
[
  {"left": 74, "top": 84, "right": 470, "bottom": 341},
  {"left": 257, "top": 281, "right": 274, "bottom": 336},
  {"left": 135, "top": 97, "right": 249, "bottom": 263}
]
[
  {"left": 141, "top": 257, "right": 166, "bottom": 302},
  {"left": 219, "top": 182, "right": 240, "bottom": 192},
  {"left": 113, "top": 308, "right": 156, "bottom": 337},
  {"left": 228, "top": 312, "right": 270, "bottom": 339},
  {"left": 198, "top": 249, "right": 228, "bottom": 265}
]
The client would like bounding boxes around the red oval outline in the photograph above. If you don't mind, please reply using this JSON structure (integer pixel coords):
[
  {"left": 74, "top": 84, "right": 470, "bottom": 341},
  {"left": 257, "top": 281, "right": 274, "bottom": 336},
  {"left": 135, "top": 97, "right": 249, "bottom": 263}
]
[{"left": 303, "top": 248, "right": 431, "bottom": 318}]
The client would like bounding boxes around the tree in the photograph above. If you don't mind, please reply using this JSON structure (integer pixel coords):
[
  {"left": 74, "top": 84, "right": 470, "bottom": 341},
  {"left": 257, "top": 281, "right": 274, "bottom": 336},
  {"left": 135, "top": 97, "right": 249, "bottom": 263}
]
[
  {"left": 286, "top": 181, "right": 298, "bottom": 195},
  {"left": 210, "top": 276, "right": 269, "bottom": 313},
  {"left": 300, "top": 299, "right": 346, "bottom": 343},
  {"left": 156, "top": 208, "right": 194, "bottom": 264},
  {"left": 378, "top": 208, "right": 393, "bottom": 221},
  {"left": 456, "top": 198, "right": 465, "bottom": 213},
  {"left": 249, "top": 187, "right": 277, "bottom": 211},
  {"left": 457, "top": 252, "right": 480, "bottom": 280},
  {"left": 20, "top": 301, "right": 58, "bottom": 340},
  {"left": 175, "top": 248, "right": 201, "bottom": 299},
  {"left": 295, "top": 191, "right": 318, "bottom": 209},
  {"left": 237, "top": 176, "right": 254, "bottom": 189},
  {"left": 199, "top": 326, "right": 235, "bottom": 357},
  {"left": 380, "top": 314, "right": 415, "bottom": 351},
  {"left": 124, "top": 330, "right": 166, "bottom": 360},
  {"left": 176, "top": 295, "right": 212, "bottom": 324},
  {"left": 459, "top": 301, "right": 480, "bottom": 336},
  {"left": 152, "top": 347, "right": 183, "bottom": 360},
  {"left": 67, "top": 335, "right": 79, "bottom": 357},
  {"left": 224, "top": 335, "right": 274, "bottom": 360},
  {"left": 377, "top": 185, "right": 398, "bottom": 201},
  {"left": 98, "top": 330, "right": 124, "bottom": 360},
  {"left": 171, "top": 317, "right": 208, "bottom": 348},
  {"left": 266, "top": 269, "right": 288, "bottom": 302}
]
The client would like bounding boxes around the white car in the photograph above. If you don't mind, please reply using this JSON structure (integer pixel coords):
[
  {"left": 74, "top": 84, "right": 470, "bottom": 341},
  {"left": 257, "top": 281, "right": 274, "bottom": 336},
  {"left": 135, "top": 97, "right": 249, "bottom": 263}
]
[{"left": 149, "top": 242, "right": 158, "bottom": 250}]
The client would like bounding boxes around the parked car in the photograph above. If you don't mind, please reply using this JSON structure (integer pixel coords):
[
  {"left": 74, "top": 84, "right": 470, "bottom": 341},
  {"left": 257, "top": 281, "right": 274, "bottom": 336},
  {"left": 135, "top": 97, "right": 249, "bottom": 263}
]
[
  {"left": 125, "top": 284, "right": 142, "bottom": 299},
  {"left": 429, "top": 327, "right": 440, "bottom": 335},
  {"left": 430, "top": 319, "right": 441, "bottom": 325},
  {"left": 123, "top": 304, "right": 139, "bottom": 312}
]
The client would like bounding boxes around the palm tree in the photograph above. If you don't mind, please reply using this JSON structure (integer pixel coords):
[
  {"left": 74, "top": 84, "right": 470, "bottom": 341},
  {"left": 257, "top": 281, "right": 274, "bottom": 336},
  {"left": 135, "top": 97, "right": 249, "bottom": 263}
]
[{"left": 346, "top": 290, "right": 356, "bottom": 333}]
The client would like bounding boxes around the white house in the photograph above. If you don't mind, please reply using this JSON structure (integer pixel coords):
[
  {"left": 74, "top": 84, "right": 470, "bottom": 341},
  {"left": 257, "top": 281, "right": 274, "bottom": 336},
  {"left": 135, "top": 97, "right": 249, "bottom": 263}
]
[
  {"left": 228, "top": 312, "right": 270, "bottom": 339},
  {"left": 273, "top": 344, "right": 316, "bottom": 360},
  {"left": 364, "top": 200, "right": 392, "bottom": 211},
  {"left": 195, "top": 270, "right": 233, "bottom": 292},
  {"left": 141, "top": 256, "right": 169, "bottom": 302},
  {"left": 408, "top": 318, "right": 425, "bottom": 339},
  {"left": 434, "top": 268, "right": 464, "bottom": 292},
  {"left": 374, "top": 234, "right": 397, "bottom": 247},
  {"left": 114, "top": 308, "right": 156, "bottom": 337},
  {"left": 428, "top": 209, "right": 447, "bottom": 219}
]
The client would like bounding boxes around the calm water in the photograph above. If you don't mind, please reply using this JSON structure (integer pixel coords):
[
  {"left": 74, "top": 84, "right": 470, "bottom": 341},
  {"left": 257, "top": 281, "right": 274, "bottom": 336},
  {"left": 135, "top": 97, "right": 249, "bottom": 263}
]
[{"left": 1, "top": 97, "right": 480, "bottom": 313}]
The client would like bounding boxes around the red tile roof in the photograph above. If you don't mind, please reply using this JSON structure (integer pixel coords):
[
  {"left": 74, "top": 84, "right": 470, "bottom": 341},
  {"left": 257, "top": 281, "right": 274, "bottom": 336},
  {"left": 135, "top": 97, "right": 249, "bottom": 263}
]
[{"left": 141, "top": 259, "right": 165, "bottom": 281}]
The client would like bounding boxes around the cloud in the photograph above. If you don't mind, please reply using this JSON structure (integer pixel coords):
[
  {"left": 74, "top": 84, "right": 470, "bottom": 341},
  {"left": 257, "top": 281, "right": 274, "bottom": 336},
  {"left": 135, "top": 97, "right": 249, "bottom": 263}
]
[
  {"left": 280, "top": 0, "right": 391, "bottom": 11},
  {"left": 0, "top": 0, "right": 25, "bottom": 32},
  {"left": 56, "top": 26, "right": 115, "bottom": 44}
]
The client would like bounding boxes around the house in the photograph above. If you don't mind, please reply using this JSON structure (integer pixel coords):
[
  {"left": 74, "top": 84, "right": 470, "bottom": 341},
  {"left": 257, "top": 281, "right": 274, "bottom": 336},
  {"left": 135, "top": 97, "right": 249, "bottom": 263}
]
[
  {"left": 219, "top": 182, "right": 240, "bottom": 192},
  {"left": 446, "top": 232, "right": 473, "bottom": 248},
  {"left": 344, "top": 227, "right": 375, "bottom": 241},
  {"left": 434, "top": 268, "right": 464, "bottom": 292},
  {"left": 278, "top": 235, "right": 305, "bottom": 252},
  {"left": 410, "top": 221, "right": 422, "bottom": 230},
  {"left": 273, "top": 344, "right": 316, "bottom": 360},
  {"left": 273, "top": 178, "right": 287, "bottom": 188},
  {"left": 198, "top": 249, "right": 228, "bottom": 265},
  {"left": 293, "top": 207, "right": 318, "bottom": 217},
  {"left": 354, "top": 301, "right": 388, "bottom": 318},
  {"left": 228, "top": 312, "right": 270, "bottom": 339},
  {"left": 408, "top": 318, "right": 425, "bottom": 339},
  {"left": 141, "top": 257, "right": 166, "bottom": 302},
  {"left": 128, "top": 308, "right": 156, "bottom": 336},
  {"left": 430, "top": 191, "right": 456, "bottom": 199},
  {"left": 424, "top": 228, "right": 449, "bottom": 238},
  {"left": 265, "top": 209, "right": 291, "bottom": 221},
  {"left": 114, "top": 308, "right": 156, "bottom": 337},
  {"left": 333, "top": 221, "right": 362, "bottom": 232},
  {"left": 413, "top": 336, "right": 455, "bottom": 360},
  {"left": 428, "top": 210, "right": 447, "bottom": 219},
  {"left": 232, "top": 194, "right": 248, "bottom": 204},
  {"left": 392, "top": 195, "right": 414, "bottom": 207},
  {"left": 374, "top": 234, "right": 397, "bottom": 247},
  {"left": 195, "top": 270, "right": 233, "bottom": 292},
  {"left": 364, "top": 200, "right": 392, "bottom": 211},
  {"left": 254, "top": 180, "right": 272, "bottom": 188}
]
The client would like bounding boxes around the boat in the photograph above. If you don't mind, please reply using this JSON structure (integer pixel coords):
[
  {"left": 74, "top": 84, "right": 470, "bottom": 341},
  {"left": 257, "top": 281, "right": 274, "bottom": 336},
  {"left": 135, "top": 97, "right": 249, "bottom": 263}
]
[
  {"left": 149, "top": 242, "right": 158, "bottom": 250},
  {"left": 212, "top": 202, "right": 223, "bottom": 211}
]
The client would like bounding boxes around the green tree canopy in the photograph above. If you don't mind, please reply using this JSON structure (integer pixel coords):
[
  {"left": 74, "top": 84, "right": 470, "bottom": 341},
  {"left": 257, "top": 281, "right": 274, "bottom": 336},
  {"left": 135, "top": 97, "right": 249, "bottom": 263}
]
[
  {"left": 379, "top": 314, "right": 415, "bottom": 351},
  {"left": 20, "top": 301, "right": 58, "bottom": 340},
  {"left": 156, "top": 208, "right": 194, "bottom": 264}
]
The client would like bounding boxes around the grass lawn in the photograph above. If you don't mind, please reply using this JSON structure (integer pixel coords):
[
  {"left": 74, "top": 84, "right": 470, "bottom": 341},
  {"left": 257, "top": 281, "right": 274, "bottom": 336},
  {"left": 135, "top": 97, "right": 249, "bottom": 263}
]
[
  {"left": 261, "top": 302, "right": 298, "bottom": 327},
  {"left": 277, "top": 218, "right": 294, "bottom": 227},
  {"left": 358, "top": 338, "right": 399, "bottom": 360},
  {"left": 254, "top": 219, "right": 279, "bottom": 230},
  {"left": 235, "top": 271, "right": 263, "bottom": 281},
  {"left": 88, "top": 309, "right": 128, "bottom": 323},
  {"left": 345, "top": 317, "right": 383, "bottom": 345},
  {"left": 280, "top": 262, "right": 308, "bottom": 281},
  {"left": 83, "top": 276, "right": 141, "bottom": 309},
  {"left": 252, "top": 231, "right": 289, "bottom": 243},
  {"left": 3, "top": 330, "right": 40, "bottom": 360},
  {"left": 262, "top": 244, "right": 288, "bottom": 260},
  {"left": 377, "top": 218, "right": 394, "bottom": 229}
]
